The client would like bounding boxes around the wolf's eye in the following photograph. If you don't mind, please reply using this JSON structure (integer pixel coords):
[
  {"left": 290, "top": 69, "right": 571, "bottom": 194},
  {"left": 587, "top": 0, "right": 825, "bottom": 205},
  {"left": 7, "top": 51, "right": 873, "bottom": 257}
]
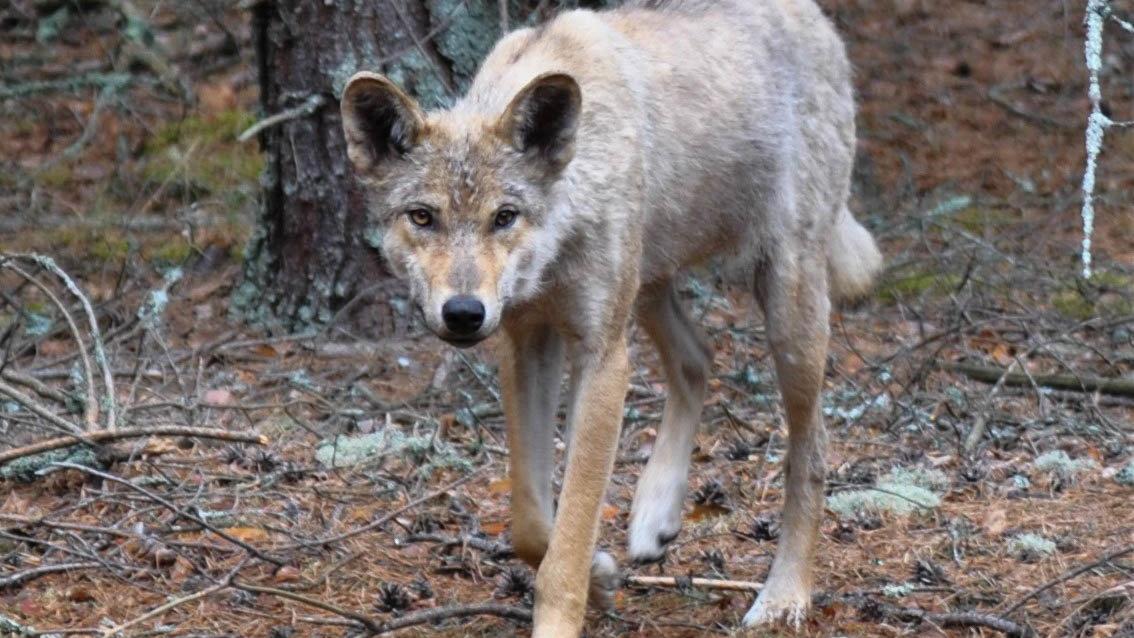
[
  {"left": 407, "top": 209, "right": 434, "bottom": 228},
  {"left": 493, "top": 208, "right": 518, "bottom": 230}
]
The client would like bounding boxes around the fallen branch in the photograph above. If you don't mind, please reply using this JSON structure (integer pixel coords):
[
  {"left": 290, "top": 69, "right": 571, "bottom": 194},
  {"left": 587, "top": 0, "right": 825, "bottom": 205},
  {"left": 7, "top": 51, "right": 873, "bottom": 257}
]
[
  {"left": 0, "top": 379, "right": 88, "bottom": 439},
  {"left": 235, "top": 582, "right": 532, "bottom": 635},
  {"left": 233, "top": 582, "right": 382, "bottom": 633},
  {"left": 1003, "top": 543, "right": 1134, "bottom": 615},
  {"left": 237, "top": 93, "right": 326, "bottom": 142},
  {"left": 885, "top": 604, "right": 1030, "bottom": 637},
  {"left": 4, "top": 253, "right": 118, "bottom": 430},
  {"left": 372, "top": 603, "right": 531, "bottom": 634},
  {"left": 625, "top": 575, "right": 762, "bottom": 593},
  {"left": 0, "top": 426, "right": 267, "bottom": 467},
  {"left": 1, "top": 259, "right": 98, "bottom": 431},
  {"left": 405, "top": 532, "right": 514, "bottom": 558},
  {"left": 944, "top": 362, "right": 1134, "bottom": 397},
  {"left": 51, "top": 462, "right": 285, "bottom": 566},
  {"left": 281, "top": 467, "right": 485, "bottom": 550},
  {"left": 0, "top": 561, "right": 100, "bottom": 589},
  {"left": 101, "top": 559, "right": 247, "bottom": 637}
]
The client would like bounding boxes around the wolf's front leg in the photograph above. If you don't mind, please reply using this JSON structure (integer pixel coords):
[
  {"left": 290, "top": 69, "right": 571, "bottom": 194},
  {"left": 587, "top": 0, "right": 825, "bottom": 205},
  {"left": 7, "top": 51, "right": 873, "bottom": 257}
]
[
  {"left": 500, "top": 326, "right": 564, "bottom": 567},
  {"left": 532, "top": 337, "right": 629, "bottom": 638}
]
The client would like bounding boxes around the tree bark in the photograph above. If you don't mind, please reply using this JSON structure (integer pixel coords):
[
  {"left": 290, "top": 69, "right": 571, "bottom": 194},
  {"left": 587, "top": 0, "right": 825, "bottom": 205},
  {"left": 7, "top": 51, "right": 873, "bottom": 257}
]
[{"left": 236, "top": 0, "right": 610, "bottom": 330}]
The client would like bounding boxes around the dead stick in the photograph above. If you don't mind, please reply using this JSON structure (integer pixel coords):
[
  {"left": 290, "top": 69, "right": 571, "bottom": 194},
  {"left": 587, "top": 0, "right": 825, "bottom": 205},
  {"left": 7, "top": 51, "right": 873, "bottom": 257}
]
[
  {"left": 0, "top": 379, "right": 88, "bottom": 439},
  {"left": 102, "top": 559, "right": 247, "bottom": 637},
  {"left": 625, "top": 575, "right": 762, "bottom": 593},
  {"left": 0, "top": 426, "right": 267, "bottom": 466},
  {"left": 233, "top": 582, "right": 382, "bottom": 633},
  {"left": 280, "top": 467, "right": 484, "bottom": 550},
  {"left": 374, "top": 603, "right": 531, "bottom": 633},
  {"left": 885, "top": 605, "right": 1029, "bottom": 637},
  {"left": 944, "top": 362, "right": 1134, "bottom": 397},
  {"left": 1002, "top": 543, "right": 1134, "bottom": 615},
  {"left": 51, "top": 462, "right": 284, "bottom": 566},
  {"left": 0, "top": 561, "right": 100, "bottom": 589}
]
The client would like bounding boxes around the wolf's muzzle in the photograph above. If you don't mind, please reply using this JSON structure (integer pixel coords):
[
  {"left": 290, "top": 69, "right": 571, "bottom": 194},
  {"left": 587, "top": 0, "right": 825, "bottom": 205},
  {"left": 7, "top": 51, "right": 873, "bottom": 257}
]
[{"left": 441, "top": 295, "right": 485, "bottom": 336}]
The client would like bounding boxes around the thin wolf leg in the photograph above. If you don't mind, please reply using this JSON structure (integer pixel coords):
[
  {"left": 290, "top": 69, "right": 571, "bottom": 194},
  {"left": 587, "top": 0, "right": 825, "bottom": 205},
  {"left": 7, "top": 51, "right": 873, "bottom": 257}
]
[
  {"left": 532, "top": 336, "right": 629, "bottom": 638},
  {"left": 744, "top": 255, "right": 831, "bottom": 627},
  {"left": 628, "top": 280, "right": 711, "bottom": 562},
  {"left": 500, "top": 325, "right": 564, "bottom": 568}
]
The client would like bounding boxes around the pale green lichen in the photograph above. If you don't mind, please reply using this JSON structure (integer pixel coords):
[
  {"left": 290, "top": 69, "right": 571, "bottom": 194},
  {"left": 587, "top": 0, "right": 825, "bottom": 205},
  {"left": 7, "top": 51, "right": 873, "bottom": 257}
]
[
  {"left": 882, "top": 583, "right": 914, "bottom": 599},
  {"left": 828, "top": 465, "right": 946, "bottom": 519},
  {"left": 1115, "top": 461, "right": 1134, "bottom": 487},
  {"left": 1034, "top": 450, "right": 1097, "bottom": 481},
  {"left": 315, "top": 430, "right": 471, "bottom": 476},
  {"left": 1009, "top": 533, "right": 1057, "bottom": 561},
  {"left": 885, "top": 466, "right": 950, "bottom": 492},
  {"left": 137, "top": 267, "right": 183, "bottom": 328},
  {"left": 0, "top": 446, "right": 97, "bottom": 482}
]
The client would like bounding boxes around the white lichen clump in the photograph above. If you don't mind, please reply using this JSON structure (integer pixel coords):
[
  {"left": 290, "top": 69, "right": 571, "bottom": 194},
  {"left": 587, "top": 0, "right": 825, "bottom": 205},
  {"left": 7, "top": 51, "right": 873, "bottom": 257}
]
[
  {"left": 1009, "top": 533, "right": 1057, "bottom": 561},
  {"left": 1034, "top": 450, "right": 1098, "bottom": 481},
  {"left": 315, "top": 430, "right": 471, "bottom": 475},
  {"left": 1115, "top": 461, "right": 1134, "bottom": 487},
  {"left": 827, "top": 466, "right": 947, "bottom": 518}
]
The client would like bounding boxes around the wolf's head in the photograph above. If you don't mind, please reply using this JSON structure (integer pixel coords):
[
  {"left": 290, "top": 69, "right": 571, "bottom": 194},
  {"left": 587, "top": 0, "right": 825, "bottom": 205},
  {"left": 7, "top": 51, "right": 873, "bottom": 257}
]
[{"left": 341, "top": 72, "right": 581, "bottom": 347}]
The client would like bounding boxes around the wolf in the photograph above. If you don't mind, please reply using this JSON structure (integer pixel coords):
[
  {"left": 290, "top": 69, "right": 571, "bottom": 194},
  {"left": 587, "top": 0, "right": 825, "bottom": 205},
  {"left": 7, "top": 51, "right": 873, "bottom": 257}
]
[{"left": 340, "top": 0, "right": 882, "bottom": 634}]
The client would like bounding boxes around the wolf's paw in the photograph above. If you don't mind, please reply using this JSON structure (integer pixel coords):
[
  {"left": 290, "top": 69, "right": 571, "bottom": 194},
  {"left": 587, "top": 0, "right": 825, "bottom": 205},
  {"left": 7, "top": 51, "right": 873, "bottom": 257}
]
[
  {"left": 627, "top": 472, "right": 685, "bottom": 563},
  {"left": 587, "top": 551, "right": 620, "bottom": 611},
  {"left": 741, "top": 585, "right": 810, "bottom": 628}
]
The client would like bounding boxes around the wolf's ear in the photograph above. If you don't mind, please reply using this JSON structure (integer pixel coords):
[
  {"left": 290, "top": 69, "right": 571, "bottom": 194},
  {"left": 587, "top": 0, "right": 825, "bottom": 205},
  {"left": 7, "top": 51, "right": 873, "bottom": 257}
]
[
  {"left": 341, "top": 72, "right": 425, "bottom": 173},
  {"left": 499, "top": 73, "right": 581, "bottom": 172}
]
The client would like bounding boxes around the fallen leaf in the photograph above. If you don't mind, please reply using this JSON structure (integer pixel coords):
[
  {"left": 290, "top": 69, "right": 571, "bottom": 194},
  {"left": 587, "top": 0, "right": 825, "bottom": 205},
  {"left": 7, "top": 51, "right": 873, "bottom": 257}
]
[
  {"left": 225, "top": 527, "right": 270, "bottom": 543},
  {"left": 481, "top": 520, "right": 507, "bottom": 536},
  {"left": 983, "top": 508, "right": 1008, "bottom": 536},
  {"left": 203, "top": 389, "right": 235, "bottom": 406},
  {"left": 488, "top": 477, "right": 511, "bottom": 495},
  {"left": 68, "top": 586, "right": 96, "bottom": 602},
  {"left": 687, "top": 503, "right": 731, "bottom": 522},
  {"left": 274, "top": 565, "right": 301, "bottom": 583}
]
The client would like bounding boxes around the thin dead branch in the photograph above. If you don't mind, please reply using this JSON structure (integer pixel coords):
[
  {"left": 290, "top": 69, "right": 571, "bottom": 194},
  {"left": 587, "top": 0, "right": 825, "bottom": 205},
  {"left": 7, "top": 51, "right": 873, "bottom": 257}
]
[
  {"left": 946, "top": 362, "right": 1134, "bottom": 398},
  {"left": 0, "top": 425, "right": 267, "bottom": 466},
  {"left": 0, "top": 561, "right": 101, "bottom": 589},
  {"left": 625, "top": 575, "right": 762, "bottom": 593},
  {"left": 1002, "top": 543, "right": 1134, "bottom": 616}
]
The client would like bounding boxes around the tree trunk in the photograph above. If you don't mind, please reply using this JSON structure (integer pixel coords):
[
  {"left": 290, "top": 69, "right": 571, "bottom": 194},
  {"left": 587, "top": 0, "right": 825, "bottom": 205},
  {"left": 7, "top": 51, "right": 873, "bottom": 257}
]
[{"left": 236, "top": 0, "right": 611, "bottom": 330}]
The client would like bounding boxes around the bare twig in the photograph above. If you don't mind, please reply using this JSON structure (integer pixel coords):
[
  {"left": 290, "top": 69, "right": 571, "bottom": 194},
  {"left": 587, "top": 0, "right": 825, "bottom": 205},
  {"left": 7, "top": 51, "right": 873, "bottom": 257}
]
[
  {"left": 237, "top": 93, "right": 327, "bottom": 142},
  {"left": 1, "top": 259, "right": 98, "bottom": 431},
  {"left": 281, "top": 466, "right": 485, "bottom": 550},
  {"left": 945, "top": 362, "right": 1134, "bottom": 397},
  {"left": 0, "top": 425, "right": 267, "bottom": 467},
  {"left": 372, "top": 603, "right": 531, "bottom": 633},
  {"left": 0, "top": 561, "right": 100, "bottom": 589},
  {"left": 1002, "top": 543, "right": 1134, "bottom": 616},
  {"left": 882, "top": 603, "right": 1030, "bottom": 637},
  {"left": 232, "top": 582, "right": 382, "bottom": 633},
  {"left": 50, "top": 462, "right": 285, "bottom": 566},
  {"left": 625, "top": 575, "right": 762, "bottom": 593},
  {"left": 101, "top": 559, "right": 247, "bottom": 637},
  {"left": 7, "top": 254, "right": 118, "bottom": 430},
  {"left": 404, "top": 532, "right": 514, "bottom": 558},
  {"left": 0, "top": 379, "right": 88, "bottom": 439}
]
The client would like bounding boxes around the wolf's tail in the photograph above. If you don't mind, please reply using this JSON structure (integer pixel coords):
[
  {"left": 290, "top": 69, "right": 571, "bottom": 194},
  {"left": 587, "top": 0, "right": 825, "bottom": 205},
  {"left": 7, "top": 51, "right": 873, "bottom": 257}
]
[{"left": 827, "top": 206, "right": 883, "bottom": 301}]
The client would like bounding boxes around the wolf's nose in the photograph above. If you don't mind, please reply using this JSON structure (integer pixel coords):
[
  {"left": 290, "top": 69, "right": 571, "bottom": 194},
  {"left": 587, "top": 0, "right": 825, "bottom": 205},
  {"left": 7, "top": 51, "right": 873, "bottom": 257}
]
[{"left": 441, "top": 295, "right": 485, "bottom": 336}]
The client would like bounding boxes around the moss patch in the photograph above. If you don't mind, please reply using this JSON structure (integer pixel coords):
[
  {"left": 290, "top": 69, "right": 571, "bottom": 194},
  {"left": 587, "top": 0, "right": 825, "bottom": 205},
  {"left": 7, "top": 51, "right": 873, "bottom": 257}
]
[
  {"left": 878, "top": 265, "right": 962, "bottom": 302},
  {"left": 140, "top": 109, "right": 262, "bottom": 202}
]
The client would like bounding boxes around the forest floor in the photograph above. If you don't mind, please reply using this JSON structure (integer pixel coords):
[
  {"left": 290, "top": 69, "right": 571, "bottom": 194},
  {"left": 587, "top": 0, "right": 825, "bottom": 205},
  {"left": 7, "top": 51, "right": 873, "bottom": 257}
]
[{"left": 1, "top": 1, "right": 1133, "bottom": 637}]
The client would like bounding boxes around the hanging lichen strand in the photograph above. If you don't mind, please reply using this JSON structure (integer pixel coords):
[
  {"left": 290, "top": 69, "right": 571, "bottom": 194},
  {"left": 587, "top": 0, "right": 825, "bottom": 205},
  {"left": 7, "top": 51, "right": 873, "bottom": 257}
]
[{"left": 1080, "top": 0, "right": 1134, "bottom": 279}]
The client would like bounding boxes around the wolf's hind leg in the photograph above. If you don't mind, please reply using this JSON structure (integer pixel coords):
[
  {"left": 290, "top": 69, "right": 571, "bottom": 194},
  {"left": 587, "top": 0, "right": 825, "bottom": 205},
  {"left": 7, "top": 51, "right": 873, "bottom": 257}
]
[
  {"left": 743, "top": 253, "right": 831, "bottom": 627},
  {"left": 628, "top": 280, "right": 711, "bottom": 563}
]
